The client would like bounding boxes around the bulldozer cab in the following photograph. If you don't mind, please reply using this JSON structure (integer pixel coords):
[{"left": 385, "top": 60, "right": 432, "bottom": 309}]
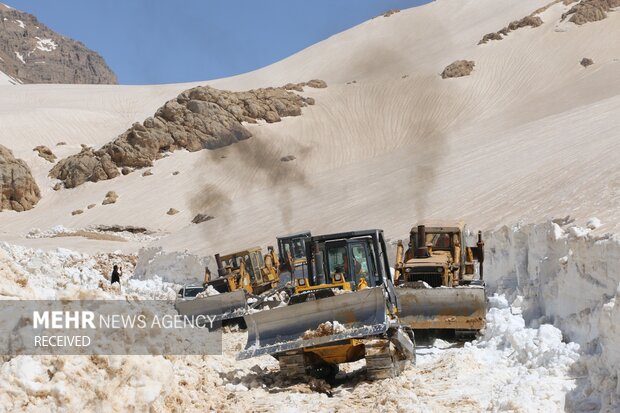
[
  {"left": 305, "top": 230, "right": 392, "bottom": 292},
  {"left": 318, "top": 238, "right": 377, "bottom": 289},
  {"left": 277, "top": 231, "right": 311, "bottom": 284},
  {"left": 277, "top": 231, "right": 310, "bottom": 262},
  {"left": 409, "top": 225, "right": 461, "bottom": 255},
  {"left": 220, "top": 247, "right": 265, "bottom": 285}
]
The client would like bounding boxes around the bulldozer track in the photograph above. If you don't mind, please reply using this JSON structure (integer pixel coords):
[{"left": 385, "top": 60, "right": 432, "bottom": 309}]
[
  {"left": 364, "top": 338, "right": 403, "bottom": 380},
  {"left": 278, "top": 351, "right": 306, "bottom": 378}
]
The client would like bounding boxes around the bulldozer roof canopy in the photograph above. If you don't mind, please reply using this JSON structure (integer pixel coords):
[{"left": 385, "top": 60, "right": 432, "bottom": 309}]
[
  {"left": 277, "top": 230, "right": 311, "bottom": 240},
  {"left": 411, "top": 221, "right": 464, "bottom": 234},
  {"left": 220, "top": 247, "right": 263, "bottom": 259}
]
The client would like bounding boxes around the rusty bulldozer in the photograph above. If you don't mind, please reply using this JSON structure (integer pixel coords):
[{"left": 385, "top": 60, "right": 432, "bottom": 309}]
[{"left": 394, "top": 223, "right": 487, "bottom": 337}]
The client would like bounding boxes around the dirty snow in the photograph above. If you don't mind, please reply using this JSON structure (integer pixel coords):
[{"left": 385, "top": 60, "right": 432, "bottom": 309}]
[
  {"left": 2, "top": 220, "right": 615, "bottom": 411},
  {"left": 26, "top": 225, "right": 164, "bottom": 243}
]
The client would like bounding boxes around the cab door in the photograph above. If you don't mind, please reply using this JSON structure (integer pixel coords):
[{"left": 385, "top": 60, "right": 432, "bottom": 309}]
[{"left": 348, "top": 240, "right": 375, "bottom": 289}]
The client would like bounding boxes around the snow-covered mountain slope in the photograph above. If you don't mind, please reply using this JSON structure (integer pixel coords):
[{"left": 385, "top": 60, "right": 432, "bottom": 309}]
[{"left": 1, "top": 0, "right": 618, "bottom": 257}]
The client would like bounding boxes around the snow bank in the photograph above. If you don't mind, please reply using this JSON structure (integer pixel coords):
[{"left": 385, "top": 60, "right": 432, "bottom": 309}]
[
  {"left": 133, "top": 247, "right": 210, "bottom": 285},
  {"left": 485, "top": 220, "right": 620, "bottom": 411},
  {"left": 0, "top": 242, "right": 178, "bottom": 300}
]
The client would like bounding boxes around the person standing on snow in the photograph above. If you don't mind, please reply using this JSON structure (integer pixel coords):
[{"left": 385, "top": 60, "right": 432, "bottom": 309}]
[{"left": 111, "top": 265, "right": 122, "bottom": 285}]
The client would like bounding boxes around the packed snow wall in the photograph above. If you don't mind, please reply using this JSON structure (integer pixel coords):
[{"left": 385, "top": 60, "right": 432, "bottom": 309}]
[{"left": 485, "top": 220, "right": 620, "bottom": 411}]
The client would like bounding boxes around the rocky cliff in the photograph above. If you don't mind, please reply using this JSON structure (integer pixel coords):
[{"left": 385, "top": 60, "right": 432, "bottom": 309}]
[{"left": 0, "top": 3, "right": 117, "bottom": 84}]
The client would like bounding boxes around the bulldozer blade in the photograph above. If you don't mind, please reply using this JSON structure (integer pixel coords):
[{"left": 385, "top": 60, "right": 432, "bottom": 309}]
[
  {"left": 175, "top": 290, "right": 248, "bottom": 324},
  {"left": 238, "top": 287, "right": 388, "bottom": 360},
  {"left": 396, "top": 286, "right": 486, "bottom": 331}
]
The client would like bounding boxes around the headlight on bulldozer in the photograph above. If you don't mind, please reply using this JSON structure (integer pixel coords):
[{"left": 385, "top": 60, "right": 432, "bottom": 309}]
[
  {"left": 436, "top": 267, "right": 444, "bottom": 273},
  {"left": 297, "top": 278, "right": 306, "bottom": 286},
  {"left": 334, "top": 273, "right": 342, "bottom": 282}
]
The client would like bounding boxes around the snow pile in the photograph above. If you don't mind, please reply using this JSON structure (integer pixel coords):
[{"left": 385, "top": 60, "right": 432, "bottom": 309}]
[
  {"left": 476, "top": 294, "right": 580, "bottom": 374},
  {"left": 0, "top": 242, "right": 178, "bottom": 300},
  {"left": 26, "top": 225, "right": 71, "bottom": 238},
  {"left": 0, "top": 243, "right": 188, "bottom": 412},
  {"left": 134, "top": 247, "right": 210, "bottom": 285},
  {"left": 195, "top": 285, "right": 219, "bottom": 297},
  {"left": 302, "top": 320, "right": 347, "bottom": 339},
  {"left": 0, "top": 355, "right": 175, "bottom": 411},
  {"left": 485, "top": 220, "right": 620, "bottom": 411}
]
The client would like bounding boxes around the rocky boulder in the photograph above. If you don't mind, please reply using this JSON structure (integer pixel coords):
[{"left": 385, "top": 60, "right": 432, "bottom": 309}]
[
  {"left": 0, "top": 144, "right": 41, "bottom": 212},
  {"left": 441, "top": 60, "right": 475, "bottom": 78},
  {"left": 581, "top": 57, "right": 594, "bottom": 67},
  {"left": 33, "top": 145, "right": 56, "bottom": 162},
  {"left": 51, "top": 81, "right": 324, "bottom": 188},
  {"left": 562, "top": 0, "right": 620, "bottom": 25},
  {"left": 50, "top": 146, "right": 119, "bottom": 188}
]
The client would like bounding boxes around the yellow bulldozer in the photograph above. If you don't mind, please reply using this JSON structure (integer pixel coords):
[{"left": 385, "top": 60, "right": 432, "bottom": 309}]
[
  {"left": 394, "top": 222, "right": 487, "bottom": 336},
  {"left": 276, "top": 231, "right": 311, "bottom": 285},
  {"left": 239, "top": 230, "right": 416, "bottom": 381},
  {"left": 176, "top": 246, "right": 283, "bottom": 325},
  {"left": 209, "top": 246, "right": 281, "bottom": 296}
]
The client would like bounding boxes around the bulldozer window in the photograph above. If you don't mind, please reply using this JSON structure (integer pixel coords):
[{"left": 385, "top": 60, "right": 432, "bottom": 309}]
[
  {"left": 425, "top": 233, "right": 452, "bottom": 250},
  {"left": 292, "top": 240, "right": 305, "bottom": 260},
  {"left": 351, "top": 245, "right": 368, "bottom": 275},
  {"left": 282, "top": 238, "right": 306, "bottom": 261},
  {"left": 224, "top": 257, "right": 236, "bottom": 269},
  {"left": 251, "top": 252, "right": 264, "bottom": 271},
  {"left": 327, "top": 246, "right": 349, "bottom": 280}
]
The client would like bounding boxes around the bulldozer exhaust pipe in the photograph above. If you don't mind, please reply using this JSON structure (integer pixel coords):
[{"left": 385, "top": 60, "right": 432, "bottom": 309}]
[
  {"left": 313, "top": 242, "right": 326, "bottom": 285},
  {"left": 215, "top": 254, "right": 227, "bottom": 277},
  {"left": 414, "top": 225, "right": 430, "bottom": 258}
]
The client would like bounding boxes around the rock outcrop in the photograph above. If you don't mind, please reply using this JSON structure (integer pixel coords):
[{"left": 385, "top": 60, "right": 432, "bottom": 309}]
[
  {"left": 33, "top": 145, "right": 56, "bottom": 162},
  {"left": 283, "top": 79, "right": 327, "bottom": 91},
  {"left": 0, "top": 144, "right": 41, "bottom": 212},
  {"left": 478, "top": 15, "right": 543, "bottom": 44},
  {"left": 51, "top": 81, "right": 324, "bottom": 188},
  {"left": 102, "top": 191, "right": 118, "bottom": 205},
  {"left": 581, "top": 57, "right": 594, "bottom": 67},
  {"left": 0, "top": 4, "right": 117, "bottom": 84},
  {"left": 192, "top": 214, "right": 214, "bottom": 224},
  {"left": 441, "top": 60, "right": 475, "bottom": 79},
  {"left": 562, "top": 0, "right": 620, "bottom": 25},
  {"left": 383, "top": 9, "right": 401, "bottom": 18},
  {"left": 50, "top": 146, "right": 119, "bottom": 188}
]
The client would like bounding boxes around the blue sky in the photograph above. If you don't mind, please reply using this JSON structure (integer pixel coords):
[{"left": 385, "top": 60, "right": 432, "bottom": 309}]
[{"left": 7, "top": 1, "right": 427, "bottom": 85}]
